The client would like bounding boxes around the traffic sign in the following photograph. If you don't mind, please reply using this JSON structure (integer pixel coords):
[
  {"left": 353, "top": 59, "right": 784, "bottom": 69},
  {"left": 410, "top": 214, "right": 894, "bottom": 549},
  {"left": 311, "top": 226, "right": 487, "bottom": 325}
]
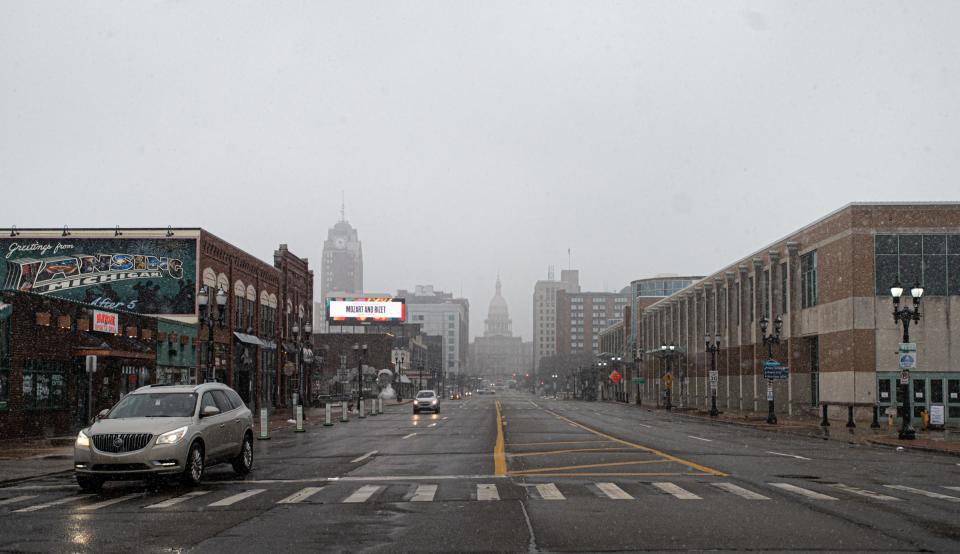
[
  {"left": 898, "top": 343, "right": 917, "bottom": 371},
  {"left": 609, "top": 370, "right": 622, "bottom": 384},
  {"left": 709, "top": 370, "right": 719, "bottom": 384},
  {"left": 663, "top": 373, "right": 673, "bottom": 389},
  {"left": 631, "top": 377, "right": 645, "bottom": 384},
  {"left": 899, "top": 371, "right": 910, "bottom": 385},
  {"left": 762, "top": 359, "right": 789, "bottom": 380},
  {"left": 766, "top": 381, "right": 774, "bottom": 401}
]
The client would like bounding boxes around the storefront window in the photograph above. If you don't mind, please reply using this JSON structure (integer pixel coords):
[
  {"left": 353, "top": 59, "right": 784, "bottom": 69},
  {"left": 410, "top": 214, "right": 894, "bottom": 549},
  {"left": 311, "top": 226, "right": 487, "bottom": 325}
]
[
  {"left": 22, "top": 360, "right": 67, "bottom": 410},
  {"left": 0, "top": 314, "right": 9, "bottom": 411}
]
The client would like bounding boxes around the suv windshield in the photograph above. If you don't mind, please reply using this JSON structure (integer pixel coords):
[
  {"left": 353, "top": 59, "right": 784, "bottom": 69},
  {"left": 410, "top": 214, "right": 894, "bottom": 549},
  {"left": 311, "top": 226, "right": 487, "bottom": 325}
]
[
  {"left": 416, "top": 392, "right": 435, "bottom": 399},
  {"left": 108, "top": 393, "right": 197, "bottom": 418}
]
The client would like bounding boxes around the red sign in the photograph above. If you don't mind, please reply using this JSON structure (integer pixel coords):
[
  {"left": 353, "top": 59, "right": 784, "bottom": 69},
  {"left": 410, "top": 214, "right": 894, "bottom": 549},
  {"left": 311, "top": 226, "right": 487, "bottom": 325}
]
[
  {"left": 609, "top": 370, "right": 622, "bottom": 384},
  {"left": 92, "top": 310, "right": 118, "bottom": 334}
]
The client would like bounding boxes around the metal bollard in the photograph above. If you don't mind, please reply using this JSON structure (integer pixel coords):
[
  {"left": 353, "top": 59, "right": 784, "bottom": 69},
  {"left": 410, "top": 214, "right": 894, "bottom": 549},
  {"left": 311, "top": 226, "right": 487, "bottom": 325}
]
[
  {"left": 257, "top": 407, "right": 271, "bottom": 440},
  {"left": 370, "top": 397, "right": 378, "bottom": 416},
  {"left": 820, "top": 404, "right": 830, "bottom": 427},
  {"left": 870, "top": 405, "right": 881, "bottom": 429},
  {"left": 341, "top": 400, "right": 349, "bottom": 422},
  {"left": 379, "top": 398, "right": 384, "bottom": 414},
  {"left": 359, "top": 399, "right": 366, "bottom": 418},
  {"left": 324, "top": 403, "right": 333, "bottom": 427},
  {"left": 846, "top": 405, "right": 856, "bottom": 428},
  {"left": 295, "top": 405, "right": 305, "bottom": 432}
]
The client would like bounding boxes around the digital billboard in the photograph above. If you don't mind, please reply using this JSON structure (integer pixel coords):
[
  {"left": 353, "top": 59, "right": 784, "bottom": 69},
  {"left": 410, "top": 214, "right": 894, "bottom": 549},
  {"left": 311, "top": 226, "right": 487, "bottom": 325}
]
[
  {"left": 0, "top": 237, "right": 197, "bottom": 316},
  {"left": 327, "top": 297, "right": 405, "bottom": 324}
]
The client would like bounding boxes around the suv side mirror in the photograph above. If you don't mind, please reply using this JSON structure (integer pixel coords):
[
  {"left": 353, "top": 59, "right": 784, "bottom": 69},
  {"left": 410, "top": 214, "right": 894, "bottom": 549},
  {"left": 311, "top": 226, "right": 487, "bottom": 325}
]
[
  {"left": 201, "top": 405, "right": 220, "bottom": 418},
  {"left": 96, "top": 408, "right": 110, "bottom": 420}
]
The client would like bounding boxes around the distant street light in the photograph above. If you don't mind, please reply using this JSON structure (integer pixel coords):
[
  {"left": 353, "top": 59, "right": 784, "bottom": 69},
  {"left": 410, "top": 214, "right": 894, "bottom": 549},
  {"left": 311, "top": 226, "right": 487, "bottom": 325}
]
[
  {"left": 891, "top": 280, "right": 923, "bottom": 440},
  {"left": 759, "top": 315, "right": 782, "bottom": 425},
  {"left": 197, "top": 285, "right": 227, "bottom": 383},
  {"left": 659, "top": 344, "right": 679, "bottom": 411},
  {"left": 705, "top": 334, "right": 721, "bottom": 417},
  {"left": 352, "top": 343, "right": 368, "bottom": 414}
]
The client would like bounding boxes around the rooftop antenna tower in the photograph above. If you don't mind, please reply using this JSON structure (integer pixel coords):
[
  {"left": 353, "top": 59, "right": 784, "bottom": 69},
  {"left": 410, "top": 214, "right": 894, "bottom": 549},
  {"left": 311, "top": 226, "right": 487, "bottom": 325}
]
[
  {"left": 567, "top": 248, "right": 571, "bottom": 270},
  {"left": 340, "top": 191, "right": 346, "bottom": 222},
  {"left": 548, "top": 265, "right": 555, "bottom": 281}
]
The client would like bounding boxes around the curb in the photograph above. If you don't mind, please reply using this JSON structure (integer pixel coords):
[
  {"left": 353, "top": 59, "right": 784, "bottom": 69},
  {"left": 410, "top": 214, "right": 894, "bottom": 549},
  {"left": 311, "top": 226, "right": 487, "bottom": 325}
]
[
  {"left": 0, "top": 469, "right": 73, "bottom": 487},
  {"left": 867, "top": 439, "right": 960, "bottom": 458}
]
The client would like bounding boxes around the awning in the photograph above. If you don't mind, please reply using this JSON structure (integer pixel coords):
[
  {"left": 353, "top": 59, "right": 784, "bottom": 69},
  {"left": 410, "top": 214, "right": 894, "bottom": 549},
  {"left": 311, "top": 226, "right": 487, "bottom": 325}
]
[
  {"left": 0, "top": 302, "right": 11, "bottom": 321},
  {"left": 399, "top": 374, "right": 413, "bottom": 384},
  {"left": 260, "top": 339, "right": 277, "bottom": 351},
  {"left": 233, "top": 332, "right": 264, "bottom": 347}
]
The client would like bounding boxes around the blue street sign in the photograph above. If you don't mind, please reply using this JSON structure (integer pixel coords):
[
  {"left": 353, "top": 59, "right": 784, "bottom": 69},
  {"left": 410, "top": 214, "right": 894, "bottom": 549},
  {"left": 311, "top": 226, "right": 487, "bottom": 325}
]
[{"left": 763, "top": 359, "right": 789, "bottom": 380}]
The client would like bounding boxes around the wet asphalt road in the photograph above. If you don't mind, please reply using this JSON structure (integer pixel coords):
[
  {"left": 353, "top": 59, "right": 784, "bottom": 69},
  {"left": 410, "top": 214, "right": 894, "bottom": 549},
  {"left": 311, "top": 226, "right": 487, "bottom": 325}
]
[{"left": 1, "top": 390, "right": 959, "bottom": 553}]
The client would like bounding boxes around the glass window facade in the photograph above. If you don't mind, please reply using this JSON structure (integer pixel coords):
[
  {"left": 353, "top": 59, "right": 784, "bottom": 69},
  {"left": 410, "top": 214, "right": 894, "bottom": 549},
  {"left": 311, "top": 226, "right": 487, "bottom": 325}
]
[
  {"left": 801, "top": 251, "right": 817, "bottom": 308},
  {"left": 22, "top": 360, "right": 68, "bottom": 410},
  {"left": 875, "top": 234, "right": 960, "bottom": 296},
  {"left": 636, "top": 279, "right": 695, "bottom": 297}
]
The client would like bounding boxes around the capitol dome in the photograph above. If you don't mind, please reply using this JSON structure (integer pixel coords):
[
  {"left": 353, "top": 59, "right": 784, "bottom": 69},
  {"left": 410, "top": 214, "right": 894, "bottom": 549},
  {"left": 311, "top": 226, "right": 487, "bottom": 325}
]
[{"left": 484, "top": 275, "right": 512, "bottom": 337}]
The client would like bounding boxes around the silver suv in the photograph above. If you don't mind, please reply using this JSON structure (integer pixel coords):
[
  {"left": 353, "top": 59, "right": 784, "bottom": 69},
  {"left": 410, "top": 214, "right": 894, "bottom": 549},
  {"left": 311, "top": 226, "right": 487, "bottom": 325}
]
[
  {"left": 74, "top": 383, "right": 254, "bottom": 491},
  {"left": 413, "top": 390, "right": 439, "bottom": 414}
]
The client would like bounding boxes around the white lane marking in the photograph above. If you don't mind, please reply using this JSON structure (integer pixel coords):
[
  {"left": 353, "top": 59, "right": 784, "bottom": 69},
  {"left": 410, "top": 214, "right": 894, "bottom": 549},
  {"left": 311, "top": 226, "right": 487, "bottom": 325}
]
[
  {"left": 769, "top": 483, "right": 838, "bottom": 500},
  {"left": 652, "top": 482, "right": 701, "bottom": 500},
  {"left": 428, "top": 423, "right": 437, "bottom": 427},
  {"left": 350, "top": 450, "right": 378, "bottom": 463},
  {"left": 535, "top": 483, "right": 565, "bottom": 500},
  {"left": 0, "top": 495, "right": 38, "bottom": 507},
  {"left": 277, "top": 487, "right": 324, "bottom": 504},
  {"left": 343, "top": 485, "right": 381, "bottom": 503},
  {"left": 688, "top": 435, "right": 712, "bottom": 442},
  {"left": 829, "top": 483, "right": 901, "bottom": 501},
  {"left": 712, "top": 483, "right": 770, "bottom": 500},
  {"left": 635, "top": 423, "right": 652, "bottom": 429},
  {"left": 884, "top": 485, "right": 960, "bottom": 502},
  {"left": 402, "top": 433, "right": 417, "bottom": 439},
  {"left": 14, "top": 495, "right": 85, "bottom": 513},
  {"left": 477, "top": 484, "right": 500, "bottom": 501},
  {"left": 529, "top": 401, "right": 540, "bottom": 408},
  {"left": 208, "top": 489, "right": 266, "bottom": 507},
  {"left": 442, "top": 417, "right": 448, "bottom": 420},
  {"left": 146, "top": 490, "right": 211, "bottom": 509},
  {"left": 596, "top": 482, "right": 633, "bottom": 500},
  {"left": 411, "top": 484, "right": 438, "bottom": 502},
  {"left": 946, "top": 487, "right": 960, "bottom": 493},
  {"left": 78, "top": 493, "right": 142, "bottom": 511},
  {"left": 766, "top": 451, "right": 811, "bottom": 460}
]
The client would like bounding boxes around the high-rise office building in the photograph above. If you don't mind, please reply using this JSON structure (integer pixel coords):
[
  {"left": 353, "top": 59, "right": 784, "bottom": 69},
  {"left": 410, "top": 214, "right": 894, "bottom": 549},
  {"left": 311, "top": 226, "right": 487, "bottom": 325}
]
[{"left": 532, "top": 268, "right": 580, "bottom": 369}]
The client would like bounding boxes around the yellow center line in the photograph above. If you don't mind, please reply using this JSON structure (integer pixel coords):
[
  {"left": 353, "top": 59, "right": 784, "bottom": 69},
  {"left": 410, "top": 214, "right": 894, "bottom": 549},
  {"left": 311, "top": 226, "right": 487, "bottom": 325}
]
[
  {"left": 543, "top": 409, "right": 728, "bottom": 477},
  {"left": 509, "top": 459, "right": 672, "bottom": 474},
  {"left": 509, "top": 447, "right": 640, "bottom": 458},
  {"left": 493, "top": 400, "right": 506, "bottom": 476},
  {"left": 508, "top": 472, "right": 708, "bottom": 478}
]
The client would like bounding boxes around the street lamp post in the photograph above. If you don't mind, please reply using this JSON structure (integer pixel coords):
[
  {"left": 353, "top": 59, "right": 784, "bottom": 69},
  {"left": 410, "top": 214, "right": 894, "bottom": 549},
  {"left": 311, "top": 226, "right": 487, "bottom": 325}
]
[
  {"left": 291, "top": 318, "right": 312, "bottom": 418},
  {"left": 352, "top": 343, "right": 368, "bottom": 413},
  {"left": 759, "top": 315, "right": 782, "bottom": 425},
  {"left": 418, "top": 363, "right": 424, "bottom": 392},
  {"left": 705, "top": 334, "right": 721, "bottom": 417},
  {"left": 551, "top": 373, "right": 558, "bottom": 398},
  {"left": 891, "top": 280, "right": 923, "bottom": 440},
  {"left": 394, "top": 352, "right": 404, "bottom": 401},
  {"left": 197, "top": 285, "right": 227, "bottom": 383},
  {"left": 659, "top": 344, "right": 679, "bottom": 411}
]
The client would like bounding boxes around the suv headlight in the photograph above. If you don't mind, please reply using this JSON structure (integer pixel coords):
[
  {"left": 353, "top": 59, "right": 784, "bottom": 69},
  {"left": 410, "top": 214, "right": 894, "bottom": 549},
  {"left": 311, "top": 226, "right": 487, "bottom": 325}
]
[
  {"left": 76, "top": 429, "right": 90, "bottom": 448},
  {"left": 155, "top": 426, "right": 188, "bottom": 445},
  {"left": 431, "top": 399, "right": 438, "bottom": 405}
]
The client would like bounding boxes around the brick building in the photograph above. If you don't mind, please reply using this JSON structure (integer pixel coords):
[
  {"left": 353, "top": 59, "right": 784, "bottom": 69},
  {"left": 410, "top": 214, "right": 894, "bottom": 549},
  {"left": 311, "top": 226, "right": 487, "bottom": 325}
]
[
  {"left": 638, "top": 203, "right": 960, "bottom": 426},
  {"left": 0, "top": 291, "right": 159, "bottom": 439},
  {"left": 556, "top": 290, "right": 630, "bottom": 356}
]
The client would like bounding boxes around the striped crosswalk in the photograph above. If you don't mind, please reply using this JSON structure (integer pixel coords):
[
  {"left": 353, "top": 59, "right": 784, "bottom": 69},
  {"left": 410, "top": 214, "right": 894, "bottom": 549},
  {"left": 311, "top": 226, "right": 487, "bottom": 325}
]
[{"left": 2, "top": 479, "right": 959, "bottom": 514}]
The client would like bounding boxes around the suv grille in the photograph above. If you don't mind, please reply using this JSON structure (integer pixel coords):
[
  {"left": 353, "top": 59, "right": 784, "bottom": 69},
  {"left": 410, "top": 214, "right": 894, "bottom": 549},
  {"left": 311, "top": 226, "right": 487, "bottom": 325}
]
[{"left": 92, "top": 433, "right": 154, "bottom": 453}]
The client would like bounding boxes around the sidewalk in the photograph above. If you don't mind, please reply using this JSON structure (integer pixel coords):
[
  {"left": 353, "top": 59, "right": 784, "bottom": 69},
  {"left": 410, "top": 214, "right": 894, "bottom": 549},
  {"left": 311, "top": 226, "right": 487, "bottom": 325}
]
[{"left": 623, "top": 400, "right": 960, "bottom": 457}]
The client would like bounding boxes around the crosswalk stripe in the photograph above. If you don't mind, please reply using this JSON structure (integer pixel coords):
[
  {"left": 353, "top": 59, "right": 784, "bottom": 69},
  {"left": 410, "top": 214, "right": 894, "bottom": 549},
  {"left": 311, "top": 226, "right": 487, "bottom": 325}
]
[
  {"left": 0, "top": 495, "right": 38, "bottom": 507},
  {"left": 208, "top": 489, "right": 266, "bottom": 507},
  {"left": 277, "top": 487, "right": 324, "bottom": 504},
  {"left": 536, "top": 483, "right": 565, "bottom": 500},
  {"left": 712, "top": 483, "right": 770, "bottom": 500},
  {"left": 945, "top": 487, "right": 960, "bottom": 493},
  {"left": 14, "top": 495, "right": 85, "bottom": 513},
  {"left": 343, "top": 485, "right": 381, "bottom": 503},
  {"left": 884, "top": 485, "right": 960, "bottom": 502},
  {"left": 769, "top": 483, "right": 838, "bottom": 500},
  {"left": 652, "top": 482, "right": 700, "bottom": 500},
  {"left": 829, "top": 483, "right": 901, "bottom": 501},
  {"left": 146, "top": 490, "right": 210, "bottom": 509},
  {"left": 411, "top": 484, "right": 438, "bottom": 502},
  {"left": 78, "top": 494, "right": 142, "bottom": 511},
  {"left": 477, "top": 484, "right": 500, "bottom": 501},
  {"left": 596, "top": 482, "right": 633, "bottom": 500}
]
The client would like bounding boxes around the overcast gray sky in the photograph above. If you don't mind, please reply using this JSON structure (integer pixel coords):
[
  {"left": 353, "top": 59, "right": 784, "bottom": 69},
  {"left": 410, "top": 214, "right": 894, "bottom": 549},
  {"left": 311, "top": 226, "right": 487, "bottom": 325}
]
[{"left": 2, "top": 1, "right": 959, "bottom": 340}]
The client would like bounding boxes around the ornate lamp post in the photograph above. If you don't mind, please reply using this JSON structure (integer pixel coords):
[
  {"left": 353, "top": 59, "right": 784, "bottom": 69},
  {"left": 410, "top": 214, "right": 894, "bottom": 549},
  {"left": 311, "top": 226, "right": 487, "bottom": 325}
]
[
  {"left": 659, "top": 344, "right": 679, "bottom": 411},
  {"left": 891, "top": 280, "right": 923, "bottom": 440},
  {"left": 197, "top": 285, "right": 227, "bottom": 383},
  {"left": 705, "top": 333, "right": 721, "bottom": 417},
  {"left": 393, "top": 351, "right": 405, "bottom": 401},
  {"left": 759, "top": 315, "right": 782, "bottom": 424},
  {"left": 291, "top": 318, "right": 312, "bottom": 416},
  {"left": 352, "top": 343, "right": 368, "bottom": 413}
]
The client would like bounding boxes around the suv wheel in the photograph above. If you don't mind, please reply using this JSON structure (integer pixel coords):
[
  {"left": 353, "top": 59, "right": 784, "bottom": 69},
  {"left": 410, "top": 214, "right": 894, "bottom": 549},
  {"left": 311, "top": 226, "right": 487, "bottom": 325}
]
[
  {"left": 181, "top": 442, "right": 204, "bottom": 486},
  {"left": 76, "top": 474, "right": 104, "bottom": 493},
  {"left": 232, "top": 434, "right": 253, "bottom": 475}
]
